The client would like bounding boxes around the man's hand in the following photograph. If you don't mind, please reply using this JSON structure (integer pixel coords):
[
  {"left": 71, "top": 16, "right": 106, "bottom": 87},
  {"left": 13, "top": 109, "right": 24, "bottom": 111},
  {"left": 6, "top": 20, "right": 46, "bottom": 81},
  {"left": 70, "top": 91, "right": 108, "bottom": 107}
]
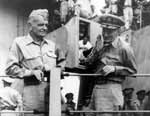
[
  {"left": 79, "top": 57, "right": 87, "bottom": 65},
  {"left": 95, "top": 35, "right": 103, "bottom": 52},
  {"left": 102, "top": 65, "right": 115, "bottom": 76},
  {"left": 31, "top": 70, "right": 44, "bottom": 82}
]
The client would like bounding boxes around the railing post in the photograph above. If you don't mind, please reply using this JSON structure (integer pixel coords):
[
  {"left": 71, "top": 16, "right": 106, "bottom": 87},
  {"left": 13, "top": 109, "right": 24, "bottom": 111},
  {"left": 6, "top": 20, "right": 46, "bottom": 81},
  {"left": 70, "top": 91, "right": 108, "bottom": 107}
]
[{"left": 49, "top": 67, "right": 61, "bottom": 116}]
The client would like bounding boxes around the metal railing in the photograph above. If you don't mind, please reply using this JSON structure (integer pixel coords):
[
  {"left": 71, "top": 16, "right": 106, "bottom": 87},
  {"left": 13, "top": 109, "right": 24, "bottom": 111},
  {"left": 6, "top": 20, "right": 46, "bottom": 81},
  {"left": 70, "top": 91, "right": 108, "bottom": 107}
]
[
  {"left": 68, "top": 110, "right": 150, "bottom": 113},
  {"left": 2, "top": 72, "right": 150, "bottom": 78},
  {"left": 1, "top": 110, "right": 150, "bottom": 114},
  {"left": 1, "top": 70, "right": 150, "bottom": 116},
  {"left": 62, "top": 72, "right": 150, "bottom": 77}
]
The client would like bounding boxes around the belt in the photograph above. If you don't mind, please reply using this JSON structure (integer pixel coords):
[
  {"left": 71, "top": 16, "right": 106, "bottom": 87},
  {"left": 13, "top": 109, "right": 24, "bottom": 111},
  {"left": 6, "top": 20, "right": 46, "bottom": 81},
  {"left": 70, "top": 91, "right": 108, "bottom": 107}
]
[
  {"left": 95, "top": 78, "right": 122, "bottom": 85},
  {"left": 43, "top": 71, "right": 50, "bottom": 82},
  {"left": 111, "top": 3, "right": 117, "bottom": 5},
  {"left": 96, "top": 80, "right": 121, "bottom": 85},
  {"left": 24, "top": 71, "right": 50, "bottom": 85},
  {"left": 124, "top": 5, "right": 132, "bottom": 8},
  {"left": 95, "top": 73, "right": 125, "bottom": 85}
]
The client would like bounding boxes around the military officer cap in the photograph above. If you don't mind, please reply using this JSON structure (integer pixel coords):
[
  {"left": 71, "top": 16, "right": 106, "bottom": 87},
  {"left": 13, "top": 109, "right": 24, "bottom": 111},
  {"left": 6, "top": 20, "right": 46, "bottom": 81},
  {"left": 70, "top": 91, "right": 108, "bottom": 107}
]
[
  {"left": 65, "top": 93, "right": 74, "bottom": 99},
  {"left": 98, "top": 14, "right": 125, "bottom": 29},
  {"left": 123, "top": 88, "right": 134, "bottom": 96},
  {"left": 136, "top": 90, "right": 146, "bottom": 95}
]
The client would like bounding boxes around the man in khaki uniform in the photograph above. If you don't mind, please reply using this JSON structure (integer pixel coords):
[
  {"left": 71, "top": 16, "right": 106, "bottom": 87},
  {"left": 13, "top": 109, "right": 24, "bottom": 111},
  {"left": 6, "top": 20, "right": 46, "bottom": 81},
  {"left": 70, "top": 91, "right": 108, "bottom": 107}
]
[
  {"left": 133, "top": 90, "right": 146, "bottom": 116},
  {"left": 83, "top": 15, "right": 137, "bottom": 116},
  {"left": 5, "top": 9, "right": 65, "bottom": 116},
  {"left": 122, "top": 88, "right": 135, "bottom": 116}
]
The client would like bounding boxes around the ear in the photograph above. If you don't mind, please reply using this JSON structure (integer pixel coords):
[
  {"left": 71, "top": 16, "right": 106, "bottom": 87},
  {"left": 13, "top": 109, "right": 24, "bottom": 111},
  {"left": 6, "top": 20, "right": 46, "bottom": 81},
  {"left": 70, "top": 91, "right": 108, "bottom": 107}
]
[{"left": 27, "top": 22, "right": 33, "bottom": 32}]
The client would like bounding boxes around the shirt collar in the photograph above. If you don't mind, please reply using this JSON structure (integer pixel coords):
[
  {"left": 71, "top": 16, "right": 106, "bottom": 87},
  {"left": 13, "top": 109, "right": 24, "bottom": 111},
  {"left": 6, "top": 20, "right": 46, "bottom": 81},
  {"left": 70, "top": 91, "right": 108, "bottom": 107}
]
[
  {"left": 25, "top": 34, "right": 48, "bottom": 45},
  {"left": 111, "top": 37, "right": 121, "bottom": 48}
]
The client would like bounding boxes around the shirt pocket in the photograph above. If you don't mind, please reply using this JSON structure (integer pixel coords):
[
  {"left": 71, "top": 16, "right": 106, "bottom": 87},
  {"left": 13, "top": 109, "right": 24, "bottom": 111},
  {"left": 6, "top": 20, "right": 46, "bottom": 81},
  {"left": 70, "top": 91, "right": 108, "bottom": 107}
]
[
  {"left": 23, "top": 54, "right": 43, "bottom": 69},
  {"left": 43, "top": 51, "right": 57, "bottom": 71},
  {"left": 46, "top": 51, "right": 57, "bottom": 58}
]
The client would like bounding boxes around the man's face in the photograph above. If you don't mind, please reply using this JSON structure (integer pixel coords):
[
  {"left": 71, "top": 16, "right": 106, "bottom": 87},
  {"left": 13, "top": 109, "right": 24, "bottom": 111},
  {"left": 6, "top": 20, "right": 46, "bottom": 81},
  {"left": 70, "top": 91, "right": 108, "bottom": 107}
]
[
  {"left": 30, "top": 16, "right": 48, "bottom": 38},
  {"left": 67, "top": 97, "right": 73, "bottom": 103},
  {"left": 102, "top": 28, "right": 117, "bottom": 44},
  {"left": 137, "top": 94, "right": 145, "bottom": 101},
  {"left": 125, "top": 94, "right": 133, "bottom": 101},
  {"left": 83, "top": 36, "right": 89, "bottom": 45}
]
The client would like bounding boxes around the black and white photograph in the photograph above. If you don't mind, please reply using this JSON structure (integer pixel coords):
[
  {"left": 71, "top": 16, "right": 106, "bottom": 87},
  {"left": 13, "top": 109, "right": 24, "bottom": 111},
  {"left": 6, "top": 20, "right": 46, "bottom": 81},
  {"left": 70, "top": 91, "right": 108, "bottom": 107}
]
[{"left": 0, "top": 0, "right": 150, "bottom": 116}]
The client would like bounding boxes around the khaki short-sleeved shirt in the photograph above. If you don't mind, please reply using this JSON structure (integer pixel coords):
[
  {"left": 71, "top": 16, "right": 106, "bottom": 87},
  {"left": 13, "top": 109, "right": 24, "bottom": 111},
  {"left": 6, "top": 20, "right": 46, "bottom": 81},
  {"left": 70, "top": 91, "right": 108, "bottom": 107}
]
[{"left": 6, "top": 34, "right": 57, "bottom": 77}]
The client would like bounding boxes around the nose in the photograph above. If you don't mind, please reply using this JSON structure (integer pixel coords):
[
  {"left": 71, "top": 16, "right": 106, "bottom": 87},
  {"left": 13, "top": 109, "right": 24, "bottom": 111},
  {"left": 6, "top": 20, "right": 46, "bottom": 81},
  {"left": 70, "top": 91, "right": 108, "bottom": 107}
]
[
  {"left": 43, "top": 24, "right": 48, "bottom": 30},
  {"left": 103, "top": 32, "right": 109, "bottom": 37}
]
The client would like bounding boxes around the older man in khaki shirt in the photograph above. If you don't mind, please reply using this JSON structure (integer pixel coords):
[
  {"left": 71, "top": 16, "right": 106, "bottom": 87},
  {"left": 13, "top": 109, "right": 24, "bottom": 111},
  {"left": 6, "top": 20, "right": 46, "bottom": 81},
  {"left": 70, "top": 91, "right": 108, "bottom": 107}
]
[{"left": 5, "top": 9, "right": 65, "bottom": 116}]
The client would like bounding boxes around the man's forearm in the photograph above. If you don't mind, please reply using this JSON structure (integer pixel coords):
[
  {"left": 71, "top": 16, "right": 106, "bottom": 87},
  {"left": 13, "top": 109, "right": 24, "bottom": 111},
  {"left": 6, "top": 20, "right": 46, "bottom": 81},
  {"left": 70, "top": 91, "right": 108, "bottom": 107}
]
[
  {"left": 6, "top": 65, "right": 32, "bottom": 78},
  {"left": 115, "top": 66, "right": 137, "bottom": 76}
]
